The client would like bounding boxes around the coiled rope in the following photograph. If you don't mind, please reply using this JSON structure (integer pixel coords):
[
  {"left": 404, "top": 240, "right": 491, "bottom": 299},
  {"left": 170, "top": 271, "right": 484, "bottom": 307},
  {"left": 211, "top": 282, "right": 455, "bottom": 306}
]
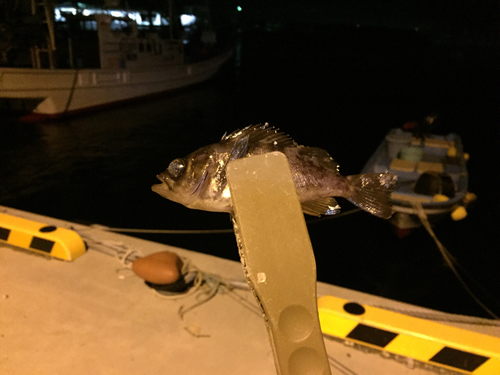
[
  {"left": 78, "top": 229, "right": 257, "bottom": 337},
  {"left": 84, "top": 204, "right": 499, "bottom": 320}
]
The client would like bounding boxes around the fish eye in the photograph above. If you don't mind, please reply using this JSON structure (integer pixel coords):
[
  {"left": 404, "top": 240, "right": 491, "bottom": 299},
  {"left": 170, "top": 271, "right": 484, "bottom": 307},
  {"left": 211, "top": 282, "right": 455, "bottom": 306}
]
[{"left": 167, "top": 158, "right": 186, "bottom": 178}]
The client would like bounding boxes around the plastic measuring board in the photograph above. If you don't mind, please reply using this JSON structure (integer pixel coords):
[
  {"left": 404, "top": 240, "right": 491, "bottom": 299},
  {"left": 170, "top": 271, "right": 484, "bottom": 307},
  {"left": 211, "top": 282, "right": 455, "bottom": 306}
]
[
  {"left": 227, "top": 152, "right": 331, "bottom": 375},
  {"left": 318, "top": 295, "right": 500, "bottom": 374},
  {"left": 0, "top": 212, "right": 87, "bottom": 261}
]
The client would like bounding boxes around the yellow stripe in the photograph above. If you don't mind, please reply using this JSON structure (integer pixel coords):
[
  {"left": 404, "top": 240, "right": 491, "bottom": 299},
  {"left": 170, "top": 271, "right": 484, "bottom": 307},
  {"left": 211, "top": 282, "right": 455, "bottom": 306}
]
[
  {"left": 0, "top": 213, "right": 86, "bottom": 261},
  {"left": 475, "top": 359, "right": 500, "bottom": 375},
  {"left": 318, "top": 296, "right": 500, "bottom": 374}
]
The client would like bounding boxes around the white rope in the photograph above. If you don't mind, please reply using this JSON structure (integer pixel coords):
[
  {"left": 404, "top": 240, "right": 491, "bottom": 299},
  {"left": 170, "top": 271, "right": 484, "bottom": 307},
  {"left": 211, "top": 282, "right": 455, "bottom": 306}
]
[
  {"left": 411, "top": 202, "right": 499, "bottom": 320},
  {"left": 78, "top": 231, "right": 143, "bottom": 267},
  {"left": 75, "top": 229, "right": 267, "bottom": 339},
  {"left": 149, "top": 256, "right": 205, "bottom": 302},
  {"left": 146, "top": 256, "right": 255, "bottom": 337},
  {"left": 89, "top": 224, "right": 234, "bottom": 234},
  {"left": 328, "top": 354, "right": 360, "bottom": 375},
  {"left": 88, "top": 209, "right": 362, "bottom": 235}
]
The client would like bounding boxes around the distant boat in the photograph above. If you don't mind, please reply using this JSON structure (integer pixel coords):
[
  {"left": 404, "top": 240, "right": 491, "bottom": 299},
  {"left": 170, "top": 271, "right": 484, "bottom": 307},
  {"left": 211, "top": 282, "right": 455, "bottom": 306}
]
[
  {"left": 0, "top": 1, "right": 233, "bottom": 120},
  {"left": 362, "top": 128, "right": 471, "bottom": 237}
]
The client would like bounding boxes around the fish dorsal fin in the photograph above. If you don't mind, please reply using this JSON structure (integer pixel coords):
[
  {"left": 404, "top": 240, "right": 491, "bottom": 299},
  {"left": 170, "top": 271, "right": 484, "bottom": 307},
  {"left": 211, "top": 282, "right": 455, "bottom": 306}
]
[
  {"left": 301, "top": 197, "right": 341, "bottom": 216},
  {"left": 230, "top": 135, "right": 250, "bottom": 160},
  {"left": 296, "top": 146, "right": 339, "bottom": 171},
  {"left": 222, "top": 123, "right": 297, "bottom": 155}
]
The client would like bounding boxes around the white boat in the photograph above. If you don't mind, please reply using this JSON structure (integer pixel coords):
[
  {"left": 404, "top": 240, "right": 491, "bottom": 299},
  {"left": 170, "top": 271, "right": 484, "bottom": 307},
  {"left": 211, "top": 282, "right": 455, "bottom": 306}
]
[
  {"left": 362, "top": 128, "right": 471, "bottom": 237},
  {"left": 0, "top": 1, "right": 233, "bottom": 119},
  {"left": 1, "top": 205, "right": 499, "bottom": 375}
]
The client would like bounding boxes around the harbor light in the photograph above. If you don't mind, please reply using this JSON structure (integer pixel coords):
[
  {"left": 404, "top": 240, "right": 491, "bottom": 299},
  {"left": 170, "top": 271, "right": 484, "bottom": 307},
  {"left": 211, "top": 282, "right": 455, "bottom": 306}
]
[
  {"left": 153, "top": 13, "right": 161, "bottom": 26},
  {"left": 237, "top": 6, "right": 242, "bottom": 12},
  {"left": 180, "top": 14, "right": 196, "bottom": 26},
  {"left": 110, "top": 10, "right": 124, "bottom": 18},
  {"left": 53, "top": 5, "right": 175, "bottom": 27}
]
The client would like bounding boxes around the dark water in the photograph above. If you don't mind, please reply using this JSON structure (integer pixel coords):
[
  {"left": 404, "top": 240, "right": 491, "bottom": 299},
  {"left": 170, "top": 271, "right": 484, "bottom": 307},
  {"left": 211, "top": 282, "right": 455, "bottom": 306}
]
[{"left": 1, "top": 27, "right": 499, "bottom": 318}]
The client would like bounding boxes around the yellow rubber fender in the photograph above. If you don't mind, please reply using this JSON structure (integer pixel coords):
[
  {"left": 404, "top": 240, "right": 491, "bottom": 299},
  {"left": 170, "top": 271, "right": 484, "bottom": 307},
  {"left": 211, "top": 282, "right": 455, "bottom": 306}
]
[
  {"left": 0, "top": 213, "right": 86, "bottom": 261},
  {"left": 433, "top": 194, "right": 450, "bottom": 202},
  {"left": 464, "top": 192, "right": 477, "bottom": 205},
  {"left": 318, "top": 295, "right": 500, "bottom": 374},
  {"left": 451, "top": 206, "right": 468, "bottom": 221}
]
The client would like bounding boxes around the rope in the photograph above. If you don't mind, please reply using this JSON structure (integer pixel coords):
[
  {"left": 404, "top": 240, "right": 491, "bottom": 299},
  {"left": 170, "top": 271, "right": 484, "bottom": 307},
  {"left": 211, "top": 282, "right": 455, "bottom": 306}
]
[
  {"left": 89, "top": 208, "right": 362, "bottom": 235},
  {"left": 328, "top": 354, "right": 360, "bottom": 375},
  {"left": 78, "top": 231, "right": 143, "bottom": 267},
  {"left": 411, "top": 202, "right": 499, "bottom": 320},
  {"left": 78, "top": 230, "right": 256, "bottom": 337},
  {"left": 82, "top": 206, "right": 499, "bottom": 320},
  {"left": 91, "top": 225, "right": 234, "bottom": 234},
  {"left": 64, "top": 68, "right": 79, "bottom": 115},
  {"left": 150, "top": 256, "right": 205, "bottom": 302}
]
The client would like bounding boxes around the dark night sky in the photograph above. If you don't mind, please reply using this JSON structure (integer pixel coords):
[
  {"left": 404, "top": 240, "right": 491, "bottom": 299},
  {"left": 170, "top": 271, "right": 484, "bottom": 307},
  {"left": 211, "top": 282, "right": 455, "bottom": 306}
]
[
  {"left": 236, "top": 0, "right": 498, "bottom": 31},
  {"left": 2, "top": 0, "right": 497, "bottom": 36}
]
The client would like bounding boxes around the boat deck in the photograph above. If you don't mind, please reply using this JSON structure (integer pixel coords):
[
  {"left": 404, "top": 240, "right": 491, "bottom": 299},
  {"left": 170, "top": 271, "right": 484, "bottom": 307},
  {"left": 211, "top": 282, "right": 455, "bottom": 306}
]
[{"left": 1, "top": 206, "right": 498, "bottom": 374}]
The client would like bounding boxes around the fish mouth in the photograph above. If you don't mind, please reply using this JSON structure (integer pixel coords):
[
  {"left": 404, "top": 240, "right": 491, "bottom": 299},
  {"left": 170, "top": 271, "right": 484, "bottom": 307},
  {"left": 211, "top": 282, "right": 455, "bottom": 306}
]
[
  {"left": 151, "top": 173, "right": 172, "bottom": 194},
  {"left": 151, "top": 182, "right": 168, "bottom": 194},
  {"left": 157, "top": 173, "right": 172, "bottom": 185}
]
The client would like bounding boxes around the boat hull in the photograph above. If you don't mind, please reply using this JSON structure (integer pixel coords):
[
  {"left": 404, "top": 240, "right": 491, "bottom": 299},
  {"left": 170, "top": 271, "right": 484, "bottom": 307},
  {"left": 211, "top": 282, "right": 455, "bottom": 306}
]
[{"left": 0, "top": 50, "right": 233, "bottom": 119}]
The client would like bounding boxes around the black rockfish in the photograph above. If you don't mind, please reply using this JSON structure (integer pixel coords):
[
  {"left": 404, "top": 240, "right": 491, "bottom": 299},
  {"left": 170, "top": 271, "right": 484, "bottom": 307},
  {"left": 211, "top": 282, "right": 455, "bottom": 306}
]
[{"left": 152, "top": 123, "right": 397, "bottom": 218}]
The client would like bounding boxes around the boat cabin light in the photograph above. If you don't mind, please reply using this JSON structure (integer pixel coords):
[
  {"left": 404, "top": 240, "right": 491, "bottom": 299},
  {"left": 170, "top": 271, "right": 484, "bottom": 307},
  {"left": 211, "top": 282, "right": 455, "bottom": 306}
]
[
  {"left": 54, "top": 5, "right": 176, "bottom": 28},
  {"left": 180, "top": 14, "right": 196, "bottom": 26}
]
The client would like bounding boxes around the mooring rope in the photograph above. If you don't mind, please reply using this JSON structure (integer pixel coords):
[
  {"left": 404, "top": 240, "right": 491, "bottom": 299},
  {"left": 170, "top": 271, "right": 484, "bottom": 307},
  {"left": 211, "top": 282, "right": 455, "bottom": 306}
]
[
  {"left": 90, "top": 208, "right": 362, "bottom": 235},
  {"left": 411, "top": 202, "right": 499, "bottom": 320}
]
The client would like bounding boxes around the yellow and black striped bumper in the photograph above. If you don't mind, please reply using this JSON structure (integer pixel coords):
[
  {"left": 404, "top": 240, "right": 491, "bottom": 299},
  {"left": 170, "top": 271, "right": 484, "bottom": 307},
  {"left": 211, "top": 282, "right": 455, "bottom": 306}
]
[
  {"left": 319, "top": 295, "right": 500, "bottom": 374},
  {"left": 0, "top": 213, "right": 86, "bottom": 261}
]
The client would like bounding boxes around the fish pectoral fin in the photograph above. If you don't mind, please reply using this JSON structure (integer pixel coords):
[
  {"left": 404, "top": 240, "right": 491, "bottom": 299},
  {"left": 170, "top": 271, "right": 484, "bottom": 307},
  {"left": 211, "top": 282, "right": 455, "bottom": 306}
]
[
  {"left": 346, "top": 173, "right": 398, "bottom": 219},
  {"left": 301, "top": 197, "right": 341, "bottom": 216}
]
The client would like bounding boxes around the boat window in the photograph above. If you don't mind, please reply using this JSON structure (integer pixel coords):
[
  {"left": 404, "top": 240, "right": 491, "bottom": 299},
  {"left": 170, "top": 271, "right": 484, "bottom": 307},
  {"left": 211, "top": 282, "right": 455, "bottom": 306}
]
[
  {"left": 139, "top": 42, "right": 144, "bottom": 52},
  {"left": 110, "top": 19, "right": 133, "bottom": 35},
  {"left": 111, "top": 19, "right": 125, "bottom": 30},
  {"left": 80, "top": 20, "right": 97, "bottom": 31},
  {"left": 146, "top": 43, "right": 152, "bottom": 52}
]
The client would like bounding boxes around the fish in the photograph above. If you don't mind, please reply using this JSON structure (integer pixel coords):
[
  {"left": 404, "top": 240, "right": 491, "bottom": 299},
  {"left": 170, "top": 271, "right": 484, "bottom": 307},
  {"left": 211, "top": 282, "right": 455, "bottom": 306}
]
[{"left": 152, "top": 123, "right": 397, "bottom": 218}]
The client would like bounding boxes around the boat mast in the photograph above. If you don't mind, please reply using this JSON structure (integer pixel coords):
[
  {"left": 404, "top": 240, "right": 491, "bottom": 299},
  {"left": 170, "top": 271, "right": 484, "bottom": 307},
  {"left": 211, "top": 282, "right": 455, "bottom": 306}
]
[
  {"left": 30, "top": 0, "right": 56, "bottom": 69},
  {"left": 167, "top": 0, "right": 175, "bottom": 42}
]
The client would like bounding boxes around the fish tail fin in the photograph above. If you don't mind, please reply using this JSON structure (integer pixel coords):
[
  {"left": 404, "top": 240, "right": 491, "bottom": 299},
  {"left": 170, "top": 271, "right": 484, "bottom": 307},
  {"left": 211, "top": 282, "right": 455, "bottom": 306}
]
[{"left": 346, "top": 173, "right": 397, "bottom": 219}]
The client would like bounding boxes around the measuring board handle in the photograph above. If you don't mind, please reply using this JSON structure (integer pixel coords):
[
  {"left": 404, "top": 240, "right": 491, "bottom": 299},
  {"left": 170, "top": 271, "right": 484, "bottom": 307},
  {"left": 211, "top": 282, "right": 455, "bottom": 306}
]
[{"left": 227, "top": 152, "right": 331, "bottom": 375}]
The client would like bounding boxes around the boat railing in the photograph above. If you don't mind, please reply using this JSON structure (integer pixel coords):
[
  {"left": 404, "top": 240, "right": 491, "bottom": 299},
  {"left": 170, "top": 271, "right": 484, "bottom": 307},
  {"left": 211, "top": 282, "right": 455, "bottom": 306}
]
[{"left": 30, "top": 0, "right": 56, "bottom": 69}]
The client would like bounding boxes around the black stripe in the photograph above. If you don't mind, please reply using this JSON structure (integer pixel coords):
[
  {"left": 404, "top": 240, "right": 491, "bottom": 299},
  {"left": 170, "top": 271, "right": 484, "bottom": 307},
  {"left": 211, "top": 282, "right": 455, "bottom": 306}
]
[
  {"left": 0, "top": 227, "right": 10, "bottom": 241},
  {"left": 347, "top": 324, "right": 398, "bottom": 348},
  {"left": 30, "top": 237, "right": 54, "bottom": 253},
  {"left": 430, "top": 347, "right": 489, "bottom": 372}
]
